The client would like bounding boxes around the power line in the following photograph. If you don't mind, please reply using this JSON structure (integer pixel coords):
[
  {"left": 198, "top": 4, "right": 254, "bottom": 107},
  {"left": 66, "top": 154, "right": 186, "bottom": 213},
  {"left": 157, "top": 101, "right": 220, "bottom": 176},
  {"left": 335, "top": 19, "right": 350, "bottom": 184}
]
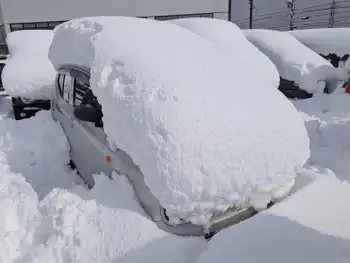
[{"left": 233, "top": 0, "right": 350, "bottom": 23}]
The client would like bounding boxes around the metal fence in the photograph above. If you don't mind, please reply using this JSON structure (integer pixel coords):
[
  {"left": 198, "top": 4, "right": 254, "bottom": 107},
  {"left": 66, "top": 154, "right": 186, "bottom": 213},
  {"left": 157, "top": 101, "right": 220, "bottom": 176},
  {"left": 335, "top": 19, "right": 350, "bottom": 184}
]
[{"left": 233, "top": 0, "right": 350, "bottom": 31}]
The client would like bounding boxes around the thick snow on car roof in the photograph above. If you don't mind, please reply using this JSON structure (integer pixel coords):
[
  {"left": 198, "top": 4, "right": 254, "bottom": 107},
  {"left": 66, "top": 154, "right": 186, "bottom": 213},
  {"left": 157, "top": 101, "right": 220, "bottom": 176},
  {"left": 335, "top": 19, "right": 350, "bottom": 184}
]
[
  {"left": 1, "top": 30, "right": 56, "bottom": 99},
  {"left": 290, "top": 28, "right": 350, "bottom": 57},
  {"left": 49, "top": 16, "right": 309, "bottom": 225},
  {"left": 244, "top": 29, "right": 339, "bottom": 94},
  {"left": 169, "top": 18, "right": 279, "bottom": 88}
]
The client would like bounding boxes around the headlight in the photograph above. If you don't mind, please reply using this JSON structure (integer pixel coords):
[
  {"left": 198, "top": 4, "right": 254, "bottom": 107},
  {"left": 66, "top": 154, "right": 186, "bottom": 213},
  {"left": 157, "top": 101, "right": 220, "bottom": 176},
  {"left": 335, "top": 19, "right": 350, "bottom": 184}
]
[{"left": 21, "top": 97, "right": 34, "bottom": 104}]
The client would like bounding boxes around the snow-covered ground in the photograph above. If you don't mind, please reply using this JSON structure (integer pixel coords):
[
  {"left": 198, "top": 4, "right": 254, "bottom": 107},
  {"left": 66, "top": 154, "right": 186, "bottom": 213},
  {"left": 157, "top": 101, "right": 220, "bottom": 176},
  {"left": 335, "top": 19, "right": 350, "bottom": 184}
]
[
  {"left": 0, "top": 98, "right": 207, "bottom": 263},
  {"left": 197, "top": 172, "right": 350, "bottom": 263}
]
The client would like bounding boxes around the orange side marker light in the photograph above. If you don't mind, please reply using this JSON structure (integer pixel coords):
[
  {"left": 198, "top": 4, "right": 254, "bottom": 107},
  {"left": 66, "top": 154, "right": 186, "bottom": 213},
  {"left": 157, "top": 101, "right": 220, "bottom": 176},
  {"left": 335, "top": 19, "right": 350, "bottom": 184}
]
[{"left": 105, "top": 155, "right": 112, "bottom": 163}]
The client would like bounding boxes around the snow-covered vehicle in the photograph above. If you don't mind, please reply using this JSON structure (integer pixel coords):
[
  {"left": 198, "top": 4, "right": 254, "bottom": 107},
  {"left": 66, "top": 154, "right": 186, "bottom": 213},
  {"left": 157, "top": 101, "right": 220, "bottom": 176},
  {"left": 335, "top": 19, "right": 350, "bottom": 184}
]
[
  {"left": 2, "top": 30, "right": 55, "bottom": 120},
  {"left": 49, "top": 17, "right": 309, "bottom": 237},
  {"left": 244, "top": 29, "right": 342, "bottom": 99},
  {"left": 289, "top": 28, "right": 350, "bottom": 68}
]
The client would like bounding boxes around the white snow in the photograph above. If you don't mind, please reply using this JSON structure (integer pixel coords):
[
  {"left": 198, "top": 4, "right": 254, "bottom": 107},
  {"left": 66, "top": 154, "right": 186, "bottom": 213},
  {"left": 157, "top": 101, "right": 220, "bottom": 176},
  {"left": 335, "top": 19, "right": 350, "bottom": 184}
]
[
  {"left": 0, "top": 103, "right": 206, "bottom": 263},
  {"left": 293, "top": 92, "right": 350, "bottom": 181},
  {"left": 0, "top": 111, "right": 76, "bottom": 199},
  {"left": 48, "top": 16, "right": 309, "bottom": 225},
  {"left": 244, "top": 29, "right": 341, "bottom": 94},
  {"left": 197, "top": 174, "right": 350, "bottom": 263},
  {"left": 1, "top": 30, "right": 56, "bottom": 99},
  {"left": 169, "top": 18, "right": 279, "bottom": 88},
  {"left": 290, "top": 28, "right": 350, "bottom": 58}
]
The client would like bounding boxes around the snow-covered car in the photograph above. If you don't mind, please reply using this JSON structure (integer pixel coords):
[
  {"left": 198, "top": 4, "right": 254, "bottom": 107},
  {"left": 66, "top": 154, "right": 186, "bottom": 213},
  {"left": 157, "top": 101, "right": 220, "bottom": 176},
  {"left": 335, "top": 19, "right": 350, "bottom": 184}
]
[
  {"left": 1, "top": 30, "right": 55, "bottom": 120},
  {"left": 244, "top": 29, "right": 342, "bottom": 100},
  {"left": 289, "top": 28, "right": 350, "bottom": 68},
  {"left": 49, "top": 17, "right": 309, "bottom": 237}
]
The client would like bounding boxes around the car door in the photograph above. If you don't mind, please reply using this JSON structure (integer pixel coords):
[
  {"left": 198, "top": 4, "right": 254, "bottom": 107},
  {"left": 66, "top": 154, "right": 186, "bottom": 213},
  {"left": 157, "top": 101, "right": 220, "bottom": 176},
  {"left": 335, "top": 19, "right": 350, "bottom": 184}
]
[
  {"left": 52, "top": 71, "right": 76, "bottom": 149},
  {"left": 70, "top": 68, "right": 114, "bottom": 187}
]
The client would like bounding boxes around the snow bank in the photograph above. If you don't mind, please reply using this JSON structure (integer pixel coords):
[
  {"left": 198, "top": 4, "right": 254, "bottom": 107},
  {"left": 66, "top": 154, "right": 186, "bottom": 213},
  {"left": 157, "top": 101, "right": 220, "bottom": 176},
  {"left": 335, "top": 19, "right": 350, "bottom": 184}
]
[
  {"left": 293, "top": 93, "right": 350, "bottom": 182},
  {"left": 290, "top": 28, "right": 350, "bottom": 58},
  {"left": 18, "top": 188, "right": 206, "bottom": 263},
  {"left": 169, "top": 18, "right": 279, "bottom": 88},
  {"left": 49, "top": 16, "right": 309, "bottom": 225},
  {"left": 0, "top": 159, "right": 39, "bottom": 263},
  {"left": 0, "top": 111, "right": 76, "bottom": 199},
  {"left": 198, "top": 176, "right": 350, "bottom": 263},
  {"left": 1, "top": 30, "right": 56, "bottom": 99},
  {"left": 0, "top": 111, "right": 206, "bottom": 263},
  {"left": 244, "top": 29, "right": 340, "bottom": 94}
]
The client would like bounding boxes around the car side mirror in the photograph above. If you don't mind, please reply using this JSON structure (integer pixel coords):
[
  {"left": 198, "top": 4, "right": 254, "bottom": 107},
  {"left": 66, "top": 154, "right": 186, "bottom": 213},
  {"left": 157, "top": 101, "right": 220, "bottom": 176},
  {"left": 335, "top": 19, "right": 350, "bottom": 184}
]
[{"left": 74, "top": 105, "right": 102, "bottom": 125}]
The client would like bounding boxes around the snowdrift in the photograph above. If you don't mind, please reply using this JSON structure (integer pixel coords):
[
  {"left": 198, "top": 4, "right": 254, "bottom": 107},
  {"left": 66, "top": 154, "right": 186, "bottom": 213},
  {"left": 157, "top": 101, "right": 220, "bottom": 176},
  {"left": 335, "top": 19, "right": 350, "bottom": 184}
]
[
  {"left": 0, "top": 111, "right": 205, "bottom": 263},
  {"left": 1, "top": 30, "right": 56, "bottom": 99},
  {"left": 244, "top": 29, "right": 340, "bottom": 94},
  {"left": 49, "top": 16, "right": 309, "bottom": 225},
  {"left": 198, "top": 175, "right": 350, "bottom": 263},
  {"left": 169, "top": 18, "right": 279, "bottom": 88}
]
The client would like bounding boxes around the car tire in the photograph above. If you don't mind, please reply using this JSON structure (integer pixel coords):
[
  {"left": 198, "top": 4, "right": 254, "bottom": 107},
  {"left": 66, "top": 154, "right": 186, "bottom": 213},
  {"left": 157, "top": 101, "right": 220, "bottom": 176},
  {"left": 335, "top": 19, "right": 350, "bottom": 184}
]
[{"left": 13, "top": 106, "right": 23, "bottom": 120}]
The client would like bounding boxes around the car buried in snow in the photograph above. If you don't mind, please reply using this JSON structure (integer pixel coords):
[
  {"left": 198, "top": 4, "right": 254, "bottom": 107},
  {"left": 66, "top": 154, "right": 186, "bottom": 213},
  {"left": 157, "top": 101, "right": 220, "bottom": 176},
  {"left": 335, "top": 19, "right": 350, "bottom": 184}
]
[
  {"left": 51, "top": 64, "right": 258, "bottom": 238},
  {"left": 48, "top": 17, "right": 309, "bottom": 238}
]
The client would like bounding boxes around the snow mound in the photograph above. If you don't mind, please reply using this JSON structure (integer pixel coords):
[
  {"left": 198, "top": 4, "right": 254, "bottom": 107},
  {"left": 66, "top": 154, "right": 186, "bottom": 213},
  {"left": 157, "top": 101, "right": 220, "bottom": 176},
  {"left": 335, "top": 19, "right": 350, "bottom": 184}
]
[
  {"left": 0, "top": 109, "right": 205, "bottom": 263},
  {"left": 244, "top": 29, "right": 339, "bottom": 94},
  {"left": 290, "top": 28, "right": 350, "bottom": 58},
  {"left": 169, "top": 18, "right": 279, "bottom": 88},
  {"left": 0, "top": 161, "right": 39, "bottom": 263},
  {"left": 293, "top": 93, "right": 350, "bottom": 182},
  {"left": 17, "top": 188, "right": 206, "bottom": 263},
  {"left": 49, "top": 16, "right": 309, "bottom": 225},
  {"left": 198, "top": 176, "right": 350, "bottom": 263},
  {"left": 0, "top": 111, "right": 76, "bottom": 199},
  {"left": 1, "top": 30, "right": 56, "bottom": 99}
]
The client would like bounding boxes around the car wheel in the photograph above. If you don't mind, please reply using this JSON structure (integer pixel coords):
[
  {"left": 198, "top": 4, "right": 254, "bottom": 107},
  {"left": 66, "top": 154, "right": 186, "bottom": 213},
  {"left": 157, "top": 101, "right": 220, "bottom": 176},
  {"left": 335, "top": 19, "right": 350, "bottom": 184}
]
[{"left": 13, "top": 107, "right": 24, "bottom": 120}]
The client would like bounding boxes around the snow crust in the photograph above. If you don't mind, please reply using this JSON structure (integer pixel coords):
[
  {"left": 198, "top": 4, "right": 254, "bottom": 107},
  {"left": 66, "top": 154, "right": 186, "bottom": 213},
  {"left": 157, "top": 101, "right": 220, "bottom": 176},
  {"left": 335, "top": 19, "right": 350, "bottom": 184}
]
[
  {"left": 1, "top": 30, "right": 56, "bottom": 99},
  {"left": 198, "top": 176, "right": 350, "bottom": 263},
  {"left": 48, "top": 16, "right": 309, "bottom": 225},
  {"left": 169, "top": 18, "right": 279, "bottom": 88},
  {"left": 290, "top": 28, "right": 350, "bottom": 57},
  {"left": 244, "top": 29, "right": 340, "bottom": 94}
]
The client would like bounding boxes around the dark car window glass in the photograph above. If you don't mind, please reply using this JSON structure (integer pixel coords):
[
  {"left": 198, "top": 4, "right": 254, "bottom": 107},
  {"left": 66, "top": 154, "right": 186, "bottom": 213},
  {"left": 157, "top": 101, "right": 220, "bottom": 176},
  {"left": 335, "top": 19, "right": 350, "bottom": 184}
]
[
  {"left": 0, "top": 63, "right": 5, "bottom": 87},
  {"left": 74, "top": 76, "right": 101, "bottom": 109},
  {"left": 74, "top": 78, "right": 90, "bottom": 106},
  {"left": 57, "top": 74, "right": 65, "bottom": 96}
]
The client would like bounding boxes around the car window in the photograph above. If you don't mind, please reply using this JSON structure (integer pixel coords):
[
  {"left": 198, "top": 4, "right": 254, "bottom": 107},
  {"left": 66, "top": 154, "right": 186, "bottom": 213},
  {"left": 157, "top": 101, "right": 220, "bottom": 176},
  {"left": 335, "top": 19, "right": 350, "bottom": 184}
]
[
  {"left": 63, "top": 75, "right": 74, "bottom": 105},
  {"left": 57, "top": 74, "right": 65, "bottom": 96},
  {"left": 74, "top": 78, "right": 91, "bottom": 106},
  {"left": 74, "top": 75, "right": 101, "bottom": 109}
]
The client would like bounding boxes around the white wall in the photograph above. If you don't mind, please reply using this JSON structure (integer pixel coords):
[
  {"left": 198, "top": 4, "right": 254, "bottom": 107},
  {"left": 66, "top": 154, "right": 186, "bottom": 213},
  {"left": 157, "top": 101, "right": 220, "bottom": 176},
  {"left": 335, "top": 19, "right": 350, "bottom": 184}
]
[{"left": 0, "top": 0, "right": 228, "bottom": 23}]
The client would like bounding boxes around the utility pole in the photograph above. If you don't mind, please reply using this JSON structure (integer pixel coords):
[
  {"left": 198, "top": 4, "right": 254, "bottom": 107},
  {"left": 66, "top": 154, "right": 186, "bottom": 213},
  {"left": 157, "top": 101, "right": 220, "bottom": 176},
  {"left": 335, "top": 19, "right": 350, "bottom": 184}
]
[
  {"left": 286, "top": 0, "right": 296, "bottom": 30},
  {"left": 328, "top": 0, "right": 336, "bottom": 28},
  {"left": 249, "top": 0, "right": 254, "bottom": 29},
  {"left": 228, "top": 0, "right": 232, "bottom": 22}
]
